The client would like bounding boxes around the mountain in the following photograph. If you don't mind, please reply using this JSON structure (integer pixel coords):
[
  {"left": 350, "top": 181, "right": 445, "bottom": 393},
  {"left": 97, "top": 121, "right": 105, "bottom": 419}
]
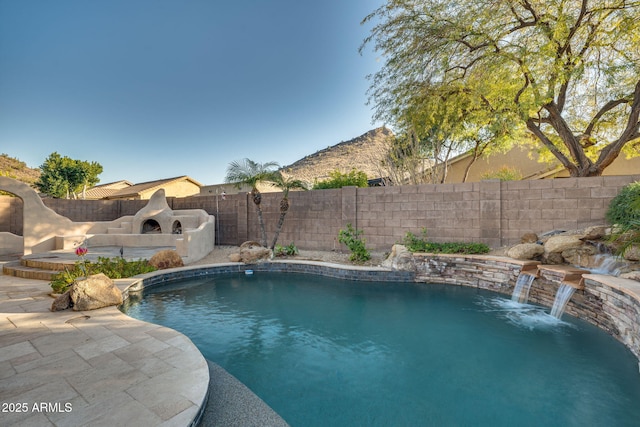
[
  {"left": 280, "top": 127, "right": 394, "bottom": 186},
  {"left": 0, "top": 154, "right": 40, "bottom": 185}
]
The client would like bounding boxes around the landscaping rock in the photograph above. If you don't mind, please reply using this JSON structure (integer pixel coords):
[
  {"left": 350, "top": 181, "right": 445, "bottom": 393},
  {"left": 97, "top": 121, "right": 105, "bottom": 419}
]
[
  {"left": 520, "top": 233, "right": 539, "bottom": 244},
  {"left": 623, "top": 245, "right": 640, "bottom": 262},
  {"left": 70, "top": 273, "right": 123, "bottom": 311},
  {"left": 240, "top": 241, "right": 263, "bottom": 249},
  {"left": 228, "top": 253, "right": 242, "bottom": 262},
  {"left": 51, "top": 290, "right": 72, "bottom": 311},
  {"left": 582, "top": 225, "right": 608, "bottom": 241},
  {"left": 507, "top": 243, "right": 544, "bottom": 260},
  {"left": 236, "top": 241, "right": 272, "bottom": 263},
  {"left": 561, "top": 245, "right": 598, "bottom": 266},
  {"left": 541, "top": 251, "right": 565, "bottom": 265},
  {"left": 544, "top": 235, "right": 584, "bottom": 253},
  {"left": 382, "top": 244, "right": 416, "bottom": 271},
  {"left": 149, "top": 249, "right": 184, "bottom": 270}
]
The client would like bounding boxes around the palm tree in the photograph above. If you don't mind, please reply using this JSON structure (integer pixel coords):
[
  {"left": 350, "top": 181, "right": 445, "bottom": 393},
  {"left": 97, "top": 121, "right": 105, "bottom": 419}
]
[
  {"left": 225, "top": 159, "right": 279, "bottom": 247},
  {"left": 268, "top": 172, "right": 308, "bottom": 249}
]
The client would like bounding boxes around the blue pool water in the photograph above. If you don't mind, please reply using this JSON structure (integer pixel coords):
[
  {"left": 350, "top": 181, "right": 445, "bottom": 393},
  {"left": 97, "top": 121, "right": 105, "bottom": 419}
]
[{"left": 121, "top": 272, "right": 640, "bottom": 426}]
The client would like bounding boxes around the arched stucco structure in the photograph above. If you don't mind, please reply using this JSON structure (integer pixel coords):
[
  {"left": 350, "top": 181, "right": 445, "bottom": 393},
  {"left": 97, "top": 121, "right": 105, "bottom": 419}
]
[
  {"left": 0, "top": 177, "right": 215, "bottom": 262},
  {"left": 0, "top": 176, "right": 93, "bottom": 254}
]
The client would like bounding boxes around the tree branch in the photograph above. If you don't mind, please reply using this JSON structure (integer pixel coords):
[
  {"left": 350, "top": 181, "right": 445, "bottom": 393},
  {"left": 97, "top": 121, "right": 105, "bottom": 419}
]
[
  {"left": 526, "top": 118, "right": 578, "bottom": 175},
  {"left": 585, "top": 98, "right": 631, "bottom": 135},
  {"left": 597, "top": 79, "right": 640, "bottom": 171}
]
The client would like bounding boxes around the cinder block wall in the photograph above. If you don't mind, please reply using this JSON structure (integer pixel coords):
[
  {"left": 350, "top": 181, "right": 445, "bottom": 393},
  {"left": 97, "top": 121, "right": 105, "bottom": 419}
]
[
  {"left": 2, "top": 175, "right": 639, "bottom": 249},
  {"left": 243, "top": 176, "right": 639, "bottom": 250}
]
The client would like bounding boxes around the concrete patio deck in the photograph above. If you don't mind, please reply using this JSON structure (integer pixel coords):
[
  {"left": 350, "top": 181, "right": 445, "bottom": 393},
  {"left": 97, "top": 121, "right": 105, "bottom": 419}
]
[{"left": 0, "top": 259, "right": 209, "bottom": 427}]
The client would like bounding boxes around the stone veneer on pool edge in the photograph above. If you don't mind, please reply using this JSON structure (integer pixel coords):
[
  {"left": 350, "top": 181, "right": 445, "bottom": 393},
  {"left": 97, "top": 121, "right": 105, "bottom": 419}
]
[
  {"left": 413, "top": 253, "right": 640, "bottom": 360},
  {"left": 123, "top": 256, "right": 640, "bottom": 361}
]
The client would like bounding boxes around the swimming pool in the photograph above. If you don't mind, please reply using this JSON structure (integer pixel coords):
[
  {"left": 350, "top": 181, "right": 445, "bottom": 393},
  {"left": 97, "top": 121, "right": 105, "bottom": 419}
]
[{"left": 122, "top": 271, "right": 640, "bottom": 427}]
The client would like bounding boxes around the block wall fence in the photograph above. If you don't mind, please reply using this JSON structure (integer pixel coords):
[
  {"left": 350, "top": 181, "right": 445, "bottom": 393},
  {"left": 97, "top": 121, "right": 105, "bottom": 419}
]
[{"left": 1, "top": 175, "right": 639, "bottom": 251}]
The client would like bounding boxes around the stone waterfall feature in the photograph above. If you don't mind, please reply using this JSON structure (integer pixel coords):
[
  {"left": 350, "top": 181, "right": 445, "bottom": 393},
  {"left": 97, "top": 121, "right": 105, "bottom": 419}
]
[
  {"left": 550, "top": 284, "right": 578, "bottom": 319},
  {"left": 511, "top": 264, "right": 539, "bottom": 304},
  {"left": 535, "top": 265, "right": 588, "bottom": 319},
  {"left": 511, "top": 273, "right": 536, "bottom": 304}
]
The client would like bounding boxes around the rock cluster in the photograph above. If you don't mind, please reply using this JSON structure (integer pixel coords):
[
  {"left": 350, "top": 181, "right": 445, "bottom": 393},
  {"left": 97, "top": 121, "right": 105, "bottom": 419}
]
[
  {"left": 51, "top": 273, "right": 123, "bottom": 311},
  {"left": 506, "top": 226, "right": 640, "bottom": 279},
  {"left": 381, "top": 244, "right": 416, "bottom": 272},
  {"left": 228, "top": 241, "right": 272, "bottom": 264}
]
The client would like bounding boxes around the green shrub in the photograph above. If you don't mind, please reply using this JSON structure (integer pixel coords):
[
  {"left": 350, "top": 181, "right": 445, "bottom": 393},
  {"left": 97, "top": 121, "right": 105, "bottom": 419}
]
[
  {"left": 338, "top": 223, "right": 371, "bottom": 262},
  {"left": 606, "top": 181, "right": 640, "bottom": 227},
  {"left": 50, "top": 257, "right": 156, "bottom": 294},
  {"left": 606, "top": 181, "right": 640, "bottom": 256},
  {"left": 402, "top": 229, "right": 490, "bottom": 254},
  {"left": 274, "top": 242, "right": 299, "bottom": 257},
  {"left": 313, "top": 169, "right": 369, "bottom": 189}
]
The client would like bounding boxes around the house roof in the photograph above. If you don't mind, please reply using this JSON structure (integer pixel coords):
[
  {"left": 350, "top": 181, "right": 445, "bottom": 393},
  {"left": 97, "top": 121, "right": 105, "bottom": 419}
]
[
  {"left": 83, "top": 180, "right": 134, "bottom": 199},
  {"left": 104, "top": 176, "right": 203, "bottom": 199}
]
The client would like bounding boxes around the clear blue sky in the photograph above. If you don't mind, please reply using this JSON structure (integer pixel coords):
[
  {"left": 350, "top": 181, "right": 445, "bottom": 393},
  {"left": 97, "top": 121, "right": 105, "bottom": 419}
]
[{"left": 0, "top": 0, "right": 384, "bottom": 185}]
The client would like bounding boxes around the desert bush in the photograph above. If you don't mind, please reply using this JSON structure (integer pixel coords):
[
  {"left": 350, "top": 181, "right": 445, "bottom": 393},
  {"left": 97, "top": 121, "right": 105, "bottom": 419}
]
[
  {"left": 402, "top": 229, "right": 490, "bottom": 254},
  {"left": 338, "top": 223, "right": 371, "bottom": 262},
  {"left": 274, "top": 242, "right": 299, "bottom": 257}
]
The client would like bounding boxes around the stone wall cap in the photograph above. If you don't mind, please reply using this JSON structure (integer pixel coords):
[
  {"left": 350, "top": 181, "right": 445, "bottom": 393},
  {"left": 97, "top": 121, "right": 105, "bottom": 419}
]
[{"left": 583, "top": 273, "right": 640, "bottom": 299}]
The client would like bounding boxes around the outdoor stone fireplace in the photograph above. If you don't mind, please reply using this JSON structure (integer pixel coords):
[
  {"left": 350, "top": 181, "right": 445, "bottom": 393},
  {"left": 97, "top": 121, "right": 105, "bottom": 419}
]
[{"left": 142, "top": 219, "right": 162, "bottom": 234}]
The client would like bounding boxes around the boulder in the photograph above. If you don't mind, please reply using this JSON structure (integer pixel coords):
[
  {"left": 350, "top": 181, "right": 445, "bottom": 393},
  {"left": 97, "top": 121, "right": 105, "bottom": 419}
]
[
  {"left": 149, "top": 249, "right": 184, "bottom": 270},
  {"left": 240, "top": 241, "right": 263, "bottom": 249},
  {"left": 561, "top": 245, "right": 598, "bottom": 266},
  {"left": 520, "top": 233, "right": 538, "bottom": 244},
  {"left": 70, "top": 273, "right": 123, "bottom": 311},
  {"left": 51, "top": 290, "right": 72, "bottom": 311},
  {"left": 507, "top": 243, "right": 544, "bottom": 260},
  {"left": 541, "top": 252, "right": 565, "bottom": 265},
  {"left": 228, "top": 253, "right": 242, "bottom": 262},
  {"left": 544, "top": 235, "right": 584, "bottom": 253},
  {"left": 623, "top": 245, "right": 640, "bottom": 262},
  {"left": 581, "top": 225, "right": 608, "bottom": 241},
  {"left": 382, "top": 244, "right": 416, "bottom": 271},
  {"left": 237, "top": 241, "right": 272, "bottom": 263}
]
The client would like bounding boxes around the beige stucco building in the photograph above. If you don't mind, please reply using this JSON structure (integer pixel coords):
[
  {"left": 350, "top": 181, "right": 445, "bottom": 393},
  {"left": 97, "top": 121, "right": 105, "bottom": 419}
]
[
  {"left": 102, "top": 176, "right": 202, "bottom": 200},
  {"left": 442, "top": 145, "right": 640, "bottom": 183}
]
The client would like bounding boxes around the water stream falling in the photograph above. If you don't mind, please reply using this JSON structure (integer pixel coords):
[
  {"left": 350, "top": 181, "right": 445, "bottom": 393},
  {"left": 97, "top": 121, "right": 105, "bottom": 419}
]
[
  {"left": 511, "top": 273, "right": 536, "bottom": 303},
  {"left": 550, "top": 284, "right": 577, "bottom": 319},
  {"left": 587, "top": 254, "right": 623, "bottom": 276}
]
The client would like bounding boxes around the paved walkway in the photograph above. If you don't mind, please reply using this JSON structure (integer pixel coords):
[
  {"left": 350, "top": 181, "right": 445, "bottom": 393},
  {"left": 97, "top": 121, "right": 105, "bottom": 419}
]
[{"left": 0, "top": 260, "right": 209, "bottom": 427}]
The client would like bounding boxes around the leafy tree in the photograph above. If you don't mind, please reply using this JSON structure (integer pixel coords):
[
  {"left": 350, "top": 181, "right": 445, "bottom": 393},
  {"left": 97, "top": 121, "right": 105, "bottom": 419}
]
[
  {"left": 480, "top": 166, "right": 523, "bottom": 182},
  {"left": 312, "top": 169, "right": 369, "bottom": 189},
  {"left": 363, "top": 1, "right": 640, "bottom": 177},
  {"left": 225, "top": 158, "right": 279, "bottom": 247},
  {"left": 268, "top": 172, "right": 308, "bottom": 249},
  {"left": 385, "top": 81, "right": 526, "bottom": 184},
  {"left": 35, "top": 152, "right": 103, "bottom": 198}
]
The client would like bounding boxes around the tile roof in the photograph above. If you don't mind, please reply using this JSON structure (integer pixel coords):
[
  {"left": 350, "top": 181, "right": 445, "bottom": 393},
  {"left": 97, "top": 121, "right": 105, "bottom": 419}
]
[
  {"left": 104, "top": 176, "right": 202, "bottom": 199},
  {"left": 83, "top": 180, "right": 133, "bottom": 199}
]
